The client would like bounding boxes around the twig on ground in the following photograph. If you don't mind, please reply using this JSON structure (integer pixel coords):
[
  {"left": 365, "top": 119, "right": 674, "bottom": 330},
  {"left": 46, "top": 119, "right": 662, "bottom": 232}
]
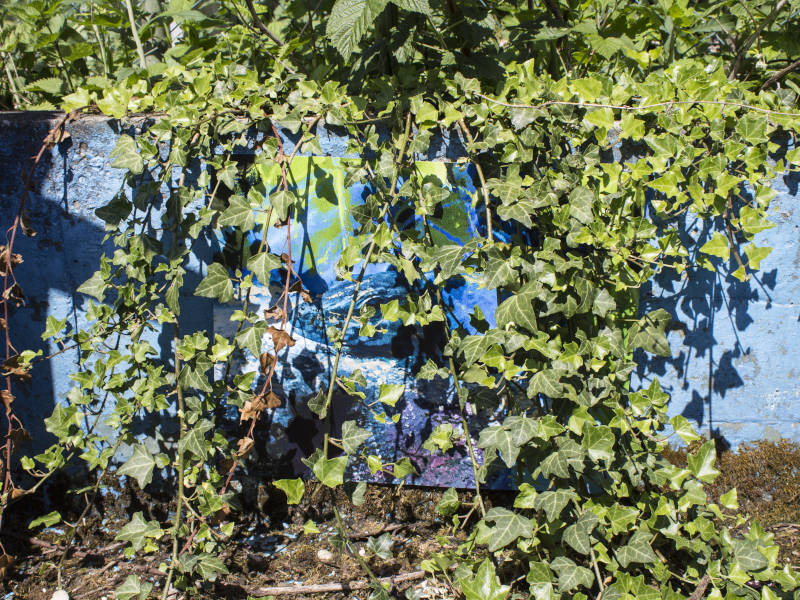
[
  {"left": 250, "top": 570, "right": 426, "bottom": 596},
  {"left": 688, "top": 574, "right": 711, "bottom": 600}
]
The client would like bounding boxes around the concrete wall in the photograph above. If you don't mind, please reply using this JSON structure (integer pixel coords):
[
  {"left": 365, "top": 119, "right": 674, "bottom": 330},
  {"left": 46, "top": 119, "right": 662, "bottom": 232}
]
[{"left": 1, "top": 112, "right": 798, "bottom": 488}]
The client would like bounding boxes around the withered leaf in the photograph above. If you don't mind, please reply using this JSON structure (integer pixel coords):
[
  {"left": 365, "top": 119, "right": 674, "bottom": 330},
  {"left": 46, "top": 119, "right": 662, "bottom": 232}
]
[
  {"left": 236, "top": 437, "right": 255, "bottom": 458},
  {"left": 259, "top": 352, "right": 276, "bottom": 374},
  {"left": 289, "top": 279, "right": 313, "bottom": 303},
  {"left": 266, "top": 326, "right": 295, "bottom": 353},
  {"left": 2, "top": 284, "right": 25, "bottom": 307},
  {"left": 280, "top": 252, "right": 291, "bottom": 264},
  {"left": 0, "top": 246, "right": 23, "bottom": 276},
  {"left": 263, "top": 305, "right": 284, "bottom": 321},
  {"left": 9, "top": 428, "right": 30, "bottom": 448},
  {"left": 0, "top": 552, "right": 15, "bottom": 579},
  {"left": 265, "top": 390, "right": 282, "bottom": 409},
  {"left": 239, "top": 394, "right": 267, "bottom": 421},
  {"left": 0, "top": 390, "right": 14, "bottom": 409},
  {"left": 0, "top": 318, "right": 6, "bottom": 332},
  {"left": 10, "top": 488, "right": 27, "bottom": 500},
  {"left": 2, "top": 356, "right": 31, "bottom": 382},
  {"left": 20, "top": 209, "right": 36, "bottom": 237}
]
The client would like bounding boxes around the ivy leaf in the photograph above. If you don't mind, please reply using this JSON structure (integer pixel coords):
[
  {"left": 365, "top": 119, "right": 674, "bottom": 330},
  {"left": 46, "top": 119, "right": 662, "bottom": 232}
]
[
  {"left": 29, "top": 510, "right": 61, "bottom": 529},
  {"left": 195, "top": 263, "right": 234, "bottom": 303},
  {"left": 269, "top": 190, "right": 296, "bottom": 221},
  {"left": 308, "top": 390, "right": 327, "bottom": 419},
  {"left": 687, "top": 440, "right": 720, "bottom": 483},
  {"left": 326, "top": 0, "right": 389, "bottom": 60},
  {"left": 247, "top": 251, "right": 282, "bottom": 284},
  {"left": 477, "top": 427, "right": 519, "bottom": 468},
  {"left": 562, "top": 512, "right": 599, "bottom": 555},
  {"left": 115, "top": 512, "right": 163, "bottom": 551},
  {"left": 235, "top": 322, "right": 268, "bottom": 356},
  {"left": 629, "top": 309, "right": 671, "bottom": 356},
  {"left": 568, "top": 187, "right": 594, "bottom": 224},
  {"left": 458, "top": 558, "right": 511, "bottom": 600},
  {"left": 700, "top": 232, "right": 730, "bottom": 261},
  {"left": 744, "top": 244, "right": 772, "bottom": 270},
  {"left": 378, "top": 383, "right": 404, "bottom": 407},
  {"left": 77, "top": 271, "right": 107, "bottom": 301},
  {"left": 550, "top": 556, "right": 594, "bottom": 592},
  {"left": 593, "top": 288, "right": 616, "bottom": 317},
  {"left": 312, "top": 455, "right": 348, "bottom": 487},
  {"left": 484, "top": 507, "right": 533, "bottom": 551},
  {"left": 110, "top": 134, "right": 143, "bottom": 174},
  {"left": 739, "top": 206, "right": 775, "bottom": 234},
  {"left": 615, "top": 530, "right": 658, "bottom": 567},
  {"left": 670, "top": 415, "right": 700, "bottom": 443},
  {"left": 495, "top": 291, "right": 538, "bottom": 333},
  {"left": 116, "top": 575, "right": 153, "bottom": 600},
  {"left": 366, "top": 532, "right": 394, "bottom": 559},
  {"left": 195, "top": 553, "right": 229, "bottom": 581},
  {"left": 218, "top": 195, "right": 255, "bottom": 231},
  {"left": 433, "top": 244, "right": 466, "bottom": 279},
  {"left": 733, "top": 539, "right": 768, "bottom": 572},
  {"left": 274, "top": 478, "right": 305, "bottom": 504},
  {"left": 582, "top": 425, "right": 614, "bottom": 462},
  {"left": 528, "top": 369, "right": 563, "bottom": 398},
  {"left": 437, "top": 488, "right": 460, "bottom": 516},
  {"left": 341, "top": 420, "right": 371, "bottom": 454},
  {"left": 179, "top": 420, "right": 213, "bottom": 461},
  {"left": 534, "top": 490, "right": 575, "bottom": 521},
  {"left": 117, "top": 444, "right": 156, "bottom": 489}
]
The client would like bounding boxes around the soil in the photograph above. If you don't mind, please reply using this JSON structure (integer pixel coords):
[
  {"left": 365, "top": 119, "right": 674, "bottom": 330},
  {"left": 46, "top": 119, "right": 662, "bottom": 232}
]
[{"left": 2, "top": 439, "right": 799, "bottom": 600}]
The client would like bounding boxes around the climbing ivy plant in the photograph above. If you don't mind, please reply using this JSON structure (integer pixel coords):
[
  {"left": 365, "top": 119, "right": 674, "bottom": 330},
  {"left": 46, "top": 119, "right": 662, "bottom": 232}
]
[{"left": 3, "top": 0, "right": 800, "bottom": 598}]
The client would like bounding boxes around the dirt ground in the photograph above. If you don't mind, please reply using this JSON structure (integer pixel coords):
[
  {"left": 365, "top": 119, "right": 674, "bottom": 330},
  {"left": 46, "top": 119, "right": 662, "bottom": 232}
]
[{"left": 3, "top": 440, "right": 799, "bottom": 600}]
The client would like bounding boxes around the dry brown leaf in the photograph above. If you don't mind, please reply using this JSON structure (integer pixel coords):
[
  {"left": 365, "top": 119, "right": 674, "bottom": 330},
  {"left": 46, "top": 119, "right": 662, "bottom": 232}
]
[
  {"left": 9, "top": 427, "right": 30, "bottom": 447},
  {"left": 2, "top": 284, "right": 25, "bottom": 307},
  {"left": 10, "top": 488, "right": 27, "bottom": 500},
  {"left": 259, "top": 352, "right": 276, "bottom": 374},
  {"left": 266, "top": 326, "right": 295, "bottom": 353},
  {"left": 236, "top": 436, "right": 255, "bottom": 458},
  {"left": 240, "top": 394, "right": 267, "bottom": 422},
  {"left": 20, "top": 209, "right": 36, "bottom": 237},
  {"left": 289, "top": 279, "right": 313, "bottom": 303},
  {"left": 2, "top": 356, "right": 31, "bottom": 382},
  {"left": 263, "top": 305, "right": 284, "bottom": 321},
  {"left": 265, "top": 390, "right": 282, "bottom": 409},
  {"left": 0, "top": 553, "right": 15, "bottom": 579},
  {"left": 0, "top": 390, "right": 13, "bottom": 409},
  {"left": 0, "top": 318, "right": 6, "bottom": 332},
  {"left": 0, "top": 246, "right": 23, "bottom": 276}
]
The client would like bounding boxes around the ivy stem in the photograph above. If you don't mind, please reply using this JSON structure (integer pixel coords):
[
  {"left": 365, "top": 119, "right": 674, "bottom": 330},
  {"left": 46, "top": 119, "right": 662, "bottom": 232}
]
[
  {"left": 123, "top": 0, "right": 147, "bottom": 70},
  {"left": 332, "top": 503, "right": 384, "bottom": 590},
  {"left": 420, "top": 213, "right": 486, "bottom": 518},
  {"left": 589, "top": 545, "right": 605, "bottom": 596},
  {"left": 162, "top": 321, "right": 185, "bottom": 600},
  {"left": 321, "top": 113, "right": 413, "bottom": 458},
  {"left": 457, "top": 119, "right": 493, "bottom": 243}
]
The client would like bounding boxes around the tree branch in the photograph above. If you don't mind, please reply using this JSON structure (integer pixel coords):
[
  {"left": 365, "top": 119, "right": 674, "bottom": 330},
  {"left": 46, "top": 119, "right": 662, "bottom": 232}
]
[
  {"left": 243, "top": 0, "right": 284, "bottom": 46},
  {"left": 760, "top": 56, "right": 800, "bottom": 90}
]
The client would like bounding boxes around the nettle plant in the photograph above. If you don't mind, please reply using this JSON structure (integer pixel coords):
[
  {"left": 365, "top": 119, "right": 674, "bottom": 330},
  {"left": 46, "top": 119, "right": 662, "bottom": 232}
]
[{"left": 3, "top": 0, "right": 800, "bottom": 599}]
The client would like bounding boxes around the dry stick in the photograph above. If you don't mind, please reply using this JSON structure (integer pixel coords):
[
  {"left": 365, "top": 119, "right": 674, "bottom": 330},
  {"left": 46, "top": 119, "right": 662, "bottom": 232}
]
[
  {"left": 457, "top": 119, "right": 493, "bottom": 243},
  {"left": 251, "top": 570, "right": 426, "bottom": 596},
  {"left": 688, "top": 574, "right": 711, "bottom": 600},
  {"left": 474, "top": 93, "right": 800, "bottom": 118},
  {"left": 761, "top": 56, "right": 800, "bottom": 90},
  {"left": 123, "top": 0, "right": 147, "bottom": 70},
  {"left": 243, "top": 0, "right": 284, "bottom": 46}
]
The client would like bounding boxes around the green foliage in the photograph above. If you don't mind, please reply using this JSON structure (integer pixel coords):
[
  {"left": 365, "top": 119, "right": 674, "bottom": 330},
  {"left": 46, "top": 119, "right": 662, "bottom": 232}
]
[{"left": 3, "top": 0, "right": 800, "bottom": 598}]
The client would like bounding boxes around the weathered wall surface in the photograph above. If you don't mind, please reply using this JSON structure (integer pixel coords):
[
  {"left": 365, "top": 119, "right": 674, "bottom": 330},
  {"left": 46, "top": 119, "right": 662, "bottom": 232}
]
[{"left": 1, "top": 112, "right": 798, "bottom": 487}]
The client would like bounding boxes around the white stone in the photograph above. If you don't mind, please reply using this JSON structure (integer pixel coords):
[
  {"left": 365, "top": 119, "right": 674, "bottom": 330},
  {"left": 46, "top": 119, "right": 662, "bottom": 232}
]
[
  {"left": 316, "top": 549, "right": 334, "bottom": 564},
  {"left": 50, "top": 591, "right": 69, "bottom": 600}
]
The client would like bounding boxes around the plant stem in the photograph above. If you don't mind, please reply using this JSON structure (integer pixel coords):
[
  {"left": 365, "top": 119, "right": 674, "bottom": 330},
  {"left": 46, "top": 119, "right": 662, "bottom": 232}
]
[
  {"left": 457, "top": 119, "right": 493, "bottom": 243},
  {"left": 124, "top": 0, "right": 147, "bottom": 70},
  {"left": 162, "top": 321, "right": 186, "bottom": 600}
]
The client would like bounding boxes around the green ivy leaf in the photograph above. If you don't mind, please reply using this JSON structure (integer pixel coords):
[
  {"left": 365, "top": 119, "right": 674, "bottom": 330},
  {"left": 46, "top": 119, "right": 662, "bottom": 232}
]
[
  {"left": 562, "top": 511, "right": 599, "bottom": 555},
  {"left": 110, "top": 134, "right": 143, "bottom": 175},
  {"left": 437, "top": 488, "right": 460, "bottom": 515},
  {"left": 77, "top": 271, "right": 107, "bottom": 301},
  {"left": 699, "top": 232, "right": 730, "bottom": 261},
  {"left": 484, "top": 507, "right": 533, "bottom": 551},
  {"left": 194, "top": 553, "right": 229, "bottom": 581},
  {"left": 733, "top": 539, "right": 768, "bottom": 572},
  {"left": 582, "top": 425, "right": 614, "bottom": 462},
  {"left": 312, "top": 455, "right": 348, "bottom": 487},
  {"left": 115, "top": 512, "right": 163, "bottom": 551},
  {"left": 274, "top": 478, "right": 305, "bottom": 504},
  {"left": 550, "top": 556, "right": 594, "bottom": 592},
  {"left": 458, "top": 558, "right": 511, "bottom": 600},
  {"left": 378, "top": 383, "right": 404, "bottom": 407},
  {"left": 366, "top": 532, "right": 394, "bottom": 559},
  {"left": 218, "top": 195, "right": 255, "bottom": 231},
  {"left": 116, "top": 575, "right": 153, "bottom": 600},
  {"left": 235, "top": 322, "right": 268, "bottom": 356},
  {"left": 341, "top": 420, "right": 371, "bottom": 454},
  {"left": 29, "top": 510, "right": 61, "bottom": 529},
  {"left": 687, "top": 440, "right": 720, "bottom": 483},
  {"left": 247, "top": 251, "right": 282, "bottom": 284},
  {"left": 534, "top": 490, "right": 576, "bottom": 522},
  {"left": 194, "top": 263, "right": 234, "bottom": 303},
  {"left": 615, "top": 530, "right": 658, "bottom": 567},
  {"left": 117, "top": 444, "right": 156, "bottom": 489}
]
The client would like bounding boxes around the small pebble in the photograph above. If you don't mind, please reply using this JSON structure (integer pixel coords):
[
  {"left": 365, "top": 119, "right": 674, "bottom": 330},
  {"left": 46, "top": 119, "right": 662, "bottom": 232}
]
[
  {"left": 316, "top": 549, "right": 334, "bottom": 564},
  {"left": 50, "top": 591, "right": 69, "bottom": 600}
]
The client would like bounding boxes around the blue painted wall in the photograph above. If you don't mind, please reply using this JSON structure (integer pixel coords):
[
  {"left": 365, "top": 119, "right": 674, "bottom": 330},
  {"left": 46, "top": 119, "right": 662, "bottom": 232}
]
[{"left": 1, "top": 112, "right": 798, "bottom": 488}]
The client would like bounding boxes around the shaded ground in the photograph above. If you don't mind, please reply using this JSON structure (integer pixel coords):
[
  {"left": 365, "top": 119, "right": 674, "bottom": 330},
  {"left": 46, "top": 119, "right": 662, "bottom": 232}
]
[{"left": 2, "top": 439, "right": 799, "bottom": 599}]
